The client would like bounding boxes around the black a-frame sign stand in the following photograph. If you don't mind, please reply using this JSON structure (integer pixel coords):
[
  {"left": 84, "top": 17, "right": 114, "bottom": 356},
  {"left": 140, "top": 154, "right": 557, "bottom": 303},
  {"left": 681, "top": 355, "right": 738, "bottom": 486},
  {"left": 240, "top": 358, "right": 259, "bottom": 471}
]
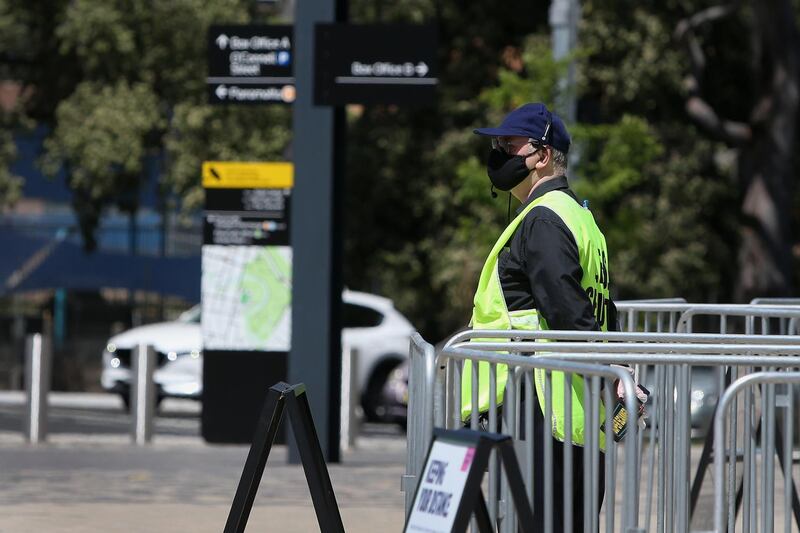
[
  {"left": 224, "top": 382, "right": 345, "bottom": 533},
  {"left": 405, "top": 429, "right": 534, "bottom": 533}
]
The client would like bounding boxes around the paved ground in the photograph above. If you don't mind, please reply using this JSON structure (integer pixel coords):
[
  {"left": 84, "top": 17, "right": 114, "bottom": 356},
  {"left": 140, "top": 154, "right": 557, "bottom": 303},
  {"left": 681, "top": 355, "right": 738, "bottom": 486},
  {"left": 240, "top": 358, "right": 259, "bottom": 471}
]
[
  {"left": 4, "top": 393, "right": 798, "bottom": 532},
  {"left": 0, "top": 392, "right": 407, "bottom": 533}
]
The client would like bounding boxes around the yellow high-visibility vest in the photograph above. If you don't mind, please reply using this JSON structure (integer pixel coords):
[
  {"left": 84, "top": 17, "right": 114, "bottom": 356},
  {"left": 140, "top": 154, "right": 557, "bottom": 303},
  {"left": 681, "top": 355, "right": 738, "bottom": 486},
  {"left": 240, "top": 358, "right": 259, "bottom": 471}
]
[{"left": 461, "top": 190, "right": 611, "bottom": 447}]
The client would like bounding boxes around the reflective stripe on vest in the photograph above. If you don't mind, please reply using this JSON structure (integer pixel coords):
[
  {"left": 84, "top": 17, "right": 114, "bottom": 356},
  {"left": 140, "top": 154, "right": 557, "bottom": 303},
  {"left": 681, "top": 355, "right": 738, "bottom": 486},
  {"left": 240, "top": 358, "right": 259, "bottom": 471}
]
[{"left": 461, "top": 190, "right": 611, "bottom": 448}]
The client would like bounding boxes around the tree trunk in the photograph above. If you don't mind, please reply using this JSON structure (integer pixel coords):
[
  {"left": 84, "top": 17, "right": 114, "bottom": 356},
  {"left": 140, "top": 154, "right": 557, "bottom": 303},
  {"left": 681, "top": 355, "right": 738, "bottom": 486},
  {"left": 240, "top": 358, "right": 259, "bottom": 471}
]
[{"left": 734, "top": 0, "right": 799, "bottom": 301}]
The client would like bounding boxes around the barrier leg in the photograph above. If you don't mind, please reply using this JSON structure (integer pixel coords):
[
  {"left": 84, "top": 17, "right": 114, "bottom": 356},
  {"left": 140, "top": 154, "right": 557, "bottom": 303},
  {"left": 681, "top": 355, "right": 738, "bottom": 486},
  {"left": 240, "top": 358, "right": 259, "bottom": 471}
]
[
  {"left": 773, "top": 423, "right": 800, "bottom": 529},
  {"left": 690, "top": 367, "right": 733, "bottom": 514}
]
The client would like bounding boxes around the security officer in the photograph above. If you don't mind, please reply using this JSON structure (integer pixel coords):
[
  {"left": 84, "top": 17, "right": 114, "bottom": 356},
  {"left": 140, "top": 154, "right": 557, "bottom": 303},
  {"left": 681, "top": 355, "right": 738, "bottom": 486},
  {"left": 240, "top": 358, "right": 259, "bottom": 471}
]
[{"left": 462, "top": 103, "right": 616, "bottom": 531}]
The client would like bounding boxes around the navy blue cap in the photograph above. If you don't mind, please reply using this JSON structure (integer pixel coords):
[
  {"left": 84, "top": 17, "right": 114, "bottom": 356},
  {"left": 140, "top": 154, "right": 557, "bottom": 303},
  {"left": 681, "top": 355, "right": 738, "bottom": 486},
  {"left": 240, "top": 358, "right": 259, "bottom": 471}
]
[{"left": 474, "top": 103, "right": 571, "bottom": 153}]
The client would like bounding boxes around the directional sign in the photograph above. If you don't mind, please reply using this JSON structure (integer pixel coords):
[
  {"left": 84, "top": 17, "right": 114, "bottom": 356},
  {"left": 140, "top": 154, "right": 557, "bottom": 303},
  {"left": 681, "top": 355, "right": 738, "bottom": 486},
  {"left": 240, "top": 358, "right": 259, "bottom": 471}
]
[
  {"left": 314, "top": 24, "right": 438, "bottom": 106},
  {"left": 207, "top": 25, "right": 295, "bottom": 105}
]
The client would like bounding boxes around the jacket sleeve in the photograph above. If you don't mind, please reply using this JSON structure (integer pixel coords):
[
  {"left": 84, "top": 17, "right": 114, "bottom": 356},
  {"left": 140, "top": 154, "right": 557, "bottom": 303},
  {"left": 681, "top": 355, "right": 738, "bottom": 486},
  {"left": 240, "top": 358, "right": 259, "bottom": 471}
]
[{"left": 520, "top": 212, "right": 600, "bottom": 331}]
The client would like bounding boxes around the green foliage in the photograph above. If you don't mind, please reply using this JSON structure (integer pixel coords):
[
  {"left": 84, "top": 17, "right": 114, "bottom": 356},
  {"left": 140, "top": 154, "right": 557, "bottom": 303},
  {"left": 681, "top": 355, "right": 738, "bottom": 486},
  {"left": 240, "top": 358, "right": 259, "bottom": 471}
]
[
  {"left": 1, "top": 0, "right": 788, "bottom": 337},
  {"left": 479, "top": 36, "right": 569, "bottom": 114},
  {"left": 4, "top": 0, "right": 289, "bottom": 243},
  {"left": 573, "top": 119, "right": 737, "bottom": 300},
  {"left": 0, "top": 125, "right": 22, "bottom": 207},
  {"left": 344, "top": 1, "right": 746, "bottom": 339},
  {"left": 165, "top": 104, "right": 291, "bottom": 210},
  {"left": 572, "top": 116, "right": 664, "bottom": 203},
  {"left": 43, "top": 81, "right": 162, "bottom": 201}
]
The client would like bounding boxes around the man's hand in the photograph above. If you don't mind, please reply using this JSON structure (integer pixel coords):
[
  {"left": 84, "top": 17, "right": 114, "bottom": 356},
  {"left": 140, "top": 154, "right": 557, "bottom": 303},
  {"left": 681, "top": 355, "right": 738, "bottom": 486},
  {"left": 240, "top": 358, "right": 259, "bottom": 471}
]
[{"left": 611, "top": 365, "right": 650, "bottom": 416}]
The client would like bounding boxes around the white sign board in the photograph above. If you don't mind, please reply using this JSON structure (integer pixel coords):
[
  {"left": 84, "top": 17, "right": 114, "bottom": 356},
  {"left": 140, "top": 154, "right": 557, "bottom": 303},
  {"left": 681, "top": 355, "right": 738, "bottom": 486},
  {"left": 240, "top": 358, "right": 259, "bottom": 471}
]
[{"left": 405, "top": 440, "right": 476, "bottom": 533}]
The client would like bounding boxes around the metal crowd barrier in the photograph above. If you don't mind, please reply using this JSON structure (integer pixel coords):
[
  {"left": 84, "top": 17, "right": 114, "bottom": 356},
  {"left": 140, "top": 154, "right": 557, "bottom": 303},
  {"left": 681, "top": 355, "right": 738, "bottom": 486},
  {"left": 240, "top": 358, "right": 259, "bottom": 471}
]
[
  {"left": 404, "top": 304, "right": 800, "bottom": 532},
  {"left": 446, "top": 347, "right": 640, "bottom": 533},
  {"left": 617, "top": 303, "right": 800, "bottom": 336},
  {"left": 442, "top": 332, "right": 800, "bottom": 532},
  {"left": 615, "top": 302, "right": 800, "bottom": 528},
  {"left": 714, "top": 371, "right": 800, "bottom": 533}
]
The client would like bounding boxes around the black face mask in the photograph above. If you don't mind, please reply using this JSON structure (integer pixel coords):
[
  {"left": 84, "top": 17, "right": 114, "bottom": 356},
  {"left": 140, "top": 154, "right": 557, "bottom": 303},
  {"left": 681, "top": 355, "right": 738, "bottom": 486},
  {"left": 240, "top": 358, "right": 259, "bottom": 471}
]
[{"left": 486, "top": 149, "right": 531, "bottom": 191}]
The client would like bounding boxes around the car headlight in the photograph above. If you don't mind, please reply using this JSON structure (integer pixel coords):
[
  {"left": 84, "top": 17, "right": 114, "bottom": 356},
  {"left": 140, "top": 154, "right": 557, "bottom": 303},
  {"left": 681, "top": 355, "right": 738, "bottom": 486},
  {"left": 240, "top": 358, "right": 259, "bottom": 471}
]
[{"left": 690, "top": 390, "right": 705, "bottom": 413}]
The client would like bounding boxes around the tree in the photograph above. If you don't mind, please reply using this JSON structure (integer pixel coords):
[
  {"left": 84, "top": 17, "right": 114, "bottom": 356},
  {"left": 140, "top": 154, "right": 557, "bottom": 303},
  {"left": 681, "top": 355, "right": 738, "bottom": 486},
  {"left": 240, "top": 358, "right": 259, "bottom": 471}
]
[
  {"left": 0, "top": 113, "right": 21, "bottom": 207},
  {"left": 675, "top": 0, "right": 799, "bottom": 300},
  {"left": 344, "top": 1, "right": 550, "bottom": 338},
  {"left": 3, "top": 0, "right": 798, "bottom": 340},
  {"left": 1, "top": 0, "right": 291, "bottom": 246},
  {"left": 342, "top": 1, "right": 757, "bottom": 339}
]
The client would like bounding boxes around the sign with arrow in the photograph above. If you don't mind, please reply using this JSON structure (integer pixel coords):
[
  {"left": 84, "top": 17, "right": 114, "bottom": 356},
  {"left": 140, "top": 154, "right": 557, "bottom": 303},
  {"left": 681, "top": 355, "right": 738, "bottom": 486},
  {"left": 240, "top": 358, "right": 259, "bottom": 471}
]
[
  {"left": 314, "top": 24, "right": 438, "bottom": 106},
  {"left": 207, "top": 25, "right": 295, "bottom": 105}
]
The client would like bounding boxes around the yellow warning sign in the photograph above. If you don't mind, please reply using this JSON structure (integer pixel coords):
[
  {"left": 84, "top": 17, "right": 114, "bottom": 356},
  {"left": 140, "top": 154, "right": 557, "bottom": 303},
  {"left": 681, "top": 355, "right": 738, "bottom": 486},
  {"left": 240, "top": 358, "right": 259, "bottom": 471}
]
[{"left": 202, "top": 161, "right": 294, "bottom": 189}]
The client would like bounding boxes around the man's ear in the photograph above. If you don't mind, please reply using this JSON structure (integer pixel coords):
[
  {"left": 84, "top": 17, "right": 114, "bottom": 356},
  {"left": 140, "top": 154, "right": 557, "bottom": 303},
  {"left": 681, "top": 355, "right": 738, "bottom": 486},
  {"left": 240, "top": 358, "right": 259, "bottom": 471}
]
[{"left": 535, "top": 147, "right": 551, "bottom": 170}]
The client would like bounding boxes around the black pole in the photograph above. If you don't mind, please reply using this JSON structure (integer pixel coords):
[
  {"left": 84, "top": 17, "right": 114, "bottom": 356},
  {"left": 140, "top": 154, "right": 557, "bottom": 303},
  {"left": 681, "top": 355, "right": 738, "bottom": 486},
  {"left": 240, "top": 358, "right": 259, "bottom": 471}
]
[{"left": 290, "top": 0, "right": 346, "bottom": 463}]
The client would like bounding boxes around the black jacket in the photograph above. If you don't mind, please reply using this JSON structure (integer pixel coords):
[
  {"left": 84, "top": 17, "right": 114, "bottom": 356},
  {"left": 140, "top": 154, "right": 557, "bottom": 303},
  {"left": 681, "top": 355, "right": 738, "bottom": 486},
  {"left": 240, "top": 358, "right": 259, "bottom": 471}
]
[{"left": 497, "top": 176, "right": 617, "bottom": 331}]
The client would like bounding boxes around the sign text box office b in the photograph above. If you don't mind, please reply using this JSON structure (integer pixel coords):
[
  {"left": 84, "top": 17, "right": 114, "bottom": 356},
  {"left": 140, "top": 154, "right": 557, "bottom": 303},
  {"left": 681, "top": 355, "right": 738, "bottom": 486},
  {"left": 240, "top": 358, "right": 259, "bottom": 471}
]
[{"left": 314, "top": 24, "right": 438, "bottom": 106}]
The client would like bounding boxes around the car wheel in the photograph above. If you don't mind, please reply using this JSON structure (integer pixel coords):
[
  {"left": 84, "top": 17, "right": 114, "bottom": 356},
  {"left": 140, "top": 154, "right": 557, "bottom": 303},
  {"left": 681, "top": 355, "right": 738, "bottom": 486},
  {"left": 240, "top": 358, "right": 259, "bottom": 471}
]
[
  {"left": 120, "top": 392, "right": 164, "bottom": 412},
  {"left": 363, "top": 359, "right": 403, "bottom": 422},
  {"left": 120, "top": 392, "right": 131, "bottom": 411}
]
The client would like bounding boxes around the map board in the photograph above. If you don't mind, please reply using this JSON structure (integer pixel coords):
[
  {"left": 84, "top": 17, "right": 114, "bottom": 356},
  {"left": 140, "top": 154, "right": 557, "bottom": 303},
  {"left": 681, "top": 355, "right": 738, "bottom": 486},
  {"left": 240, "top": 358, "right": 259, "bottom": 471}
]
[
  {"left": 201, "top": 161, "right": 293, "bottom": 351},
  {"left": 202, "top": 246, "right": 291, "bottom": 351}
]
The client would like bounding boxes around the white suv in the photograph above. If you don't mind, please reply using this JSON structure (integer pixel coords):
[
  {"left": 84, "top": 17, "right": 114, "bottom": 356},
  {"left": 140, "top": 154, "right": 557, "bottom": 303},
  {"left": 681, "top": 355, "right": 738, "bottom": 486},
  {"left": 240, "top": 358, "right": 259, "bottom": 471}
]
[{"left": 100, "top": 290, "right": 414, "bottom": 420}]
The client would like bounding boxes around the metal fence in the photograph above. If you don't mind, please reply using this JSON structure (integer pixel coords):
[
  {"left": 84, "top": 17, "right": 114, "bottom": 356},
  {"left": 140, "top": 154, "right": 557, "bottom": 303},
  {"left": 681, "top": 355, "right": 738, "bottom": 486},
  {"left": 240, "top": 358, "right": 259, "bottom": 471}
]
[
  {"left": 714, "top": 371, "right": 800, "bottom": 533},
  {"left": 617, "top": 303, "right": 800, "bottom": 336},
  {"left": 404, "top": 302, "right": 800, "bottom": 532}
]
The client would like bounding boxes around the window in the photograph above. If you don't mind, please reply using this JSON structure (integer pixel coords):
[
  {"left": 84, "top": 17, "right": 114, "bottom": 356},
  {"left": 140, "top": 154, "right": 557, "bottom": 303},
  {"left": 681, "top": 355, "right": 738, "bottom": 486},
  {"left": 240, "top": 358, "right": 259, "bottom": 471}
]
[{"left": 343, "top": 303, "right": 384, "bottom": 328}]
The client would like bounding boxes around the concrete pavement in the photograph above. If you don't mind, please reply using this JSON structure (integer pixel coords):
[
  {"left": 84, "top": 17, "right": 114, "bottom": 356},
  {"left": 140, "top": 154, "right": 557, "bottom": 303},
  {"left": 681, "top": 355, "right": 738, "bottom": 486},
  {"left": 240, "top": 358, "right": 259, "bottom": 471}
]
[{"left": 0, "top": 393, "right": 408, "bottom": 533}]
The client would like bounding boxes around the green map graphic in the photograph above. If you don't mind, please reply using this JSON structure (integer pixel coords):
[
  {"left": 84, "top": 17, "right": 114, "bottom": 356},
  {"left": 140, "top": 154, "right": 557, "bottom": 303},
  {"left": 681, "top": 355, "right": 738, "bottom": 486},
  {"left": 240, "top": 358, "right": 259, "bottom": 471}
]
[
  {"left": 241, "top": 248, "right": 291, "bottom": 344},
  {"left": 201, "top": 245, "right": 291, "bottom": 350}
]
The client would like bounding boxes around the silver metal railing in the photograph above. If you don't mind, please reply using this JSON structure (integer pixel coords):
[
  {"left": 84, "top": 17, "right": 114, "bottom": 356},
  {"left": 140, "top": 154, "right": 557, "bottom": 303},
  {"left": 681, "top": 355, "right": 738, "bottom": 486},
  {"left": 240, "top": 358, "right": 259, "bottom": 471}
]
[
  {"left": 616, "top": 303, "right": 800, "bottom": 336},
  {"left": 404, "top": 314, "right": 800, "bottom": 532},
  {"left": 435, "top": 344, "right": 641, "bottom": 533},
  {"left": 404, "top": 334, "right": 436, "bottom": 513},
  {"left": 750, "top": 298, "right": 800, "bottom": 306},
  {"left": 440, "top": 333, "right": 800, "bottom": 532},
  {"left": 714, "top": 372, "right": 800, "bottom": 533}
]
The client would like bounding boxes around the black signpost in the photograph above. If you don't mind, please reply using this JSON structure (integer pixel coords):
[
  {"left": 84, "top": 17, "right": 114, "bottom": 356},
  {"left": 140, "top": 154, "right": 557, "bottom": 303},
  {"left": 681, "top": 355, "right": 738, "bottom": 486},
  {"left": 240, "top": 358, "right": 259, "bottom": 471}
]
[
  {"left": 289, "top": 0, "right": 347, "bottom": 465},
  {"left": 405, "top": 429, "right": 534, "bottom": 533},
  {"left": 206, "top": 10, "right": 438, "bottom": 463},
  {"left": 207, "top": 25, "right": 295, "bottom": 105},
  {"left": 201, "top": 162, "right": 293, "bottom": 444},
  {"left": 314, "top": 24, "right": 438, "bottom": 106}
]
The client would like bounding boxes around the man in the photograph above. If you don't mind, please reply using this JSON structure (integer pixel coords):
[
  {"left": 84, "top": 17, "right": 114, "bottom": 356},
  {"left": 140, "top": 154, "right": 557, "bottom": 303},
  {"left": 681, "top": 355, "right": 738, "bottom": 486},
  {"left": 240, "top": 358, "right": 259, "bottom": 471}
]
[{"left": 461, "top": 103, "right": 616, "bottom": 531}]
